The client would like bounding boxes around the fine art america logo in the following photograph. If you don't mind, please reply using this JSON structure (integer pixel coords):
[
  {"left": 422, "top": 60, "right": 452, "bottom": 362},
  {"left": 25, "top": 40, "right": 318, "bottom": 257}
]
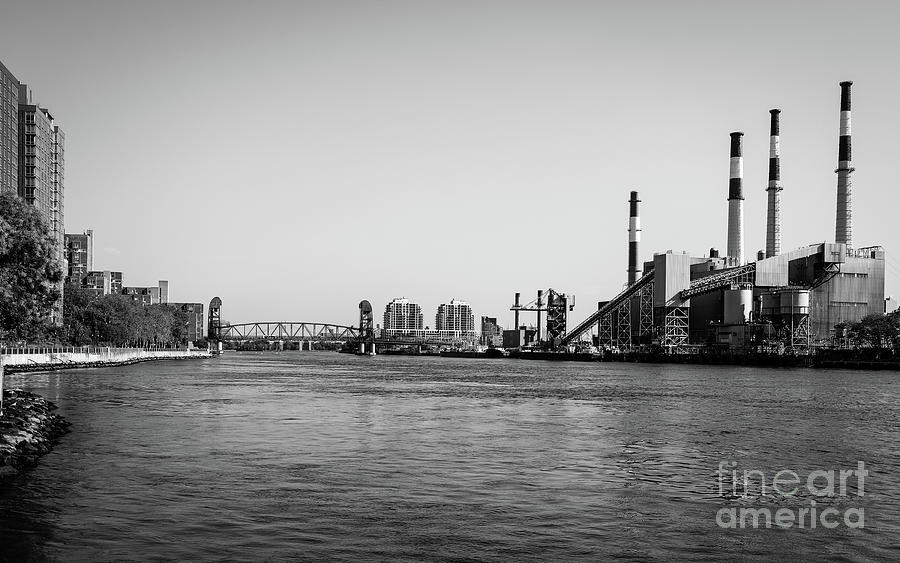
[{"left": 716, "top": 461, "right": 867, "bottom": 529}]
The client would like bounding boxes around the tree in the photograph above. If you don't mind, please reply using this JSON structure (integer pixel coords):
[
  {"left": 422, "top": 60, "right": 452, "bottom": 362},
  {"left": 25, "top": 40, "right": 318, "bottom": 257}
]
[
  {"left": 61, "top": 290, "right": 194, "bottom": 347},
  {"left": 62, "top": 283, "right": 98, "bottom": 345},
  {"left": 0, "top": 192, "right": 63, "bottom": 341},
  {"left": 846, "top": 314, "right": 900, "bottom": 350},
  {"left": 891, "top": 310, "right": 900, "bottom": 351}
]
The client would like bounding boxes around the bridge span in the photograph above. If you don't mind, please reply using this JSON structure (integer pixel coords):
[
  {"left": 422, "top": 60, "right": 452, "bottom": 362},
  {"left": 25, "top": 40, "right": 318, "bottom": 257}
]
[
  {"left": 219, "top": 322, "right": 360, "bottom": 342},
  {"left": 209, "top": 299, "right": 470, "bottom": 352}
]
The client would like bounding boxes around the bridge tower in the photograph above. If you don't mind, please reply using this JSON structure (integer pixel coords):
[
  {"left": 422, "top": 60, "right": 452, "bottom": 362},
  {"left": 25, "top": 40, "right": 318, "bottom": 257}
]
[
  {"left": 208, "top": 297, "right": 222, "bottom": 341},
  {"left": 358, "top": 300, "right": 376, "bottom": 355}
]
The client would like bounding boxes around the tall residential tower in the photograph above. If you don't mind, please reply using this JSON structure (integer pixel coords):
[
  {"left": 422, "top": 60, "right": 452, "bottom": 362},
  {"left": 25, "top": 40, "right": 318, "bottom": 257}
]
[
  {"left": 383, "top": 298, "right": 424, "bottom": 335},
  {"left": 435, "top": 299, "right": 475, "bottom": 333},
  {"left": 19, "top": 84, "right": 66, "bottom": 323},
  {"left": 0, "top": 61, "right": 19, "bottom": 195}
]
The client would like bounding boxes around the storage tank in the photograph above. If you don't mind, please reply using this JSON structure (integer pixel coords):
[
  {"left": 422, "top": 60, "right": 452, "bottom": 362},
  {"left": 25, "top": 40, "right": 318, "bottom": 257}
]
[
  {"left": 779, "top": 288, "right": 810, "bottom": 316},
  {"left": 760, "top": 292, "right": 780, "bottom": 320},
  {"left": 724, "top": 286, "right": 753, "bottom": 324}
]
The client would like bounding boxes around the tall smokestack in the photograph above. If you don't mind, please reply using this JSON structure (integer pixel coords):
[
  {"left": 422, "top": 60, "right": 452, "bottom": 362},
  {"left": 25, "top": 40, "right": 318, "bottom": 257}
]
[
  {"left": 514, "top": 292, "right": 521, "bottom": 329},
  {"left": 727, "top": 132, "right": 745, "bottom": 264},
  {"left": 835, "top": 81, "right": 853, "bottom": 247},
  {"left": 627, "top": 191, "right": 641, "bottom": 285},
  {"left": 765, "top": 110, "right": 782, "bottom": 258},
  {"left": 536, "top": 289, "right": 543, "bottom": 343}
]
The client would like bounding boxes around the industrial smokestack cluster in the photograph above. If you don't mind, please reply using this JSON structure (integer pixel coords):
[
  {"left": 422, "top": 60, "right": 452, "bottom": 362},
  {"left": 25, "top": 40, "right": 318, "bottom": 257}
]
[
  {"left": 726, "top": 132, "right": 745, "bottom": 264},
  {"left": 627, "top": 191, "right": 641, "bottom": 285},
  {"left": 720, "top": 81, "right": 853, "bottom": 262},
  {"left": 835, "top": 81, "right": 853, "bottom": 247},
  {"left": 765, "top": 109, "right": 782, "bottom": 258},
  {"left": 618, "top": 81, "right": 853, "bottom": 282}
]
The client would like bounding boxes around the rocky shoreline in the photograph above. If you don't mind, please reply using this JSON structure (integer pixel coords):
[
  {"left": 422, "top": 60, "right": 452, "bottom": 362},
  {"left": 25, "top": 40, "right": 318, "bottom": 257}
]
[{"left": 0, "top": 389, "right": 70, "bottom": 479}]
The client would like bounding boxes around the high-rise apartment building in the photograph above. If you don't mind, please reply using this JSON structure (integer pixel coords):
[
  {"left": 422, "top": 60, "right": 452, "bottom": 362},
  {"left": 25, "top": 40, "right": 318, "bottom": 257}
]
[
  {"left": 0, "top": 61, "right": 19, "bottom": 195},
  {"left": 383, "top": 298, "right": 424, "bottom": 334},
  {"left": 19, "top": 92, "right": 53, "bottom": 217},
  {"left": 436, "top": 299, "right": 475, "bottom": 336},
  {"left": 18, "top": 84, "right": 65, "bottom": 323},
  {"left": 123, "top": 286, "right": 162, "bottom": 306},
  {"left": 82, "top": 270, "right": 123, "bottom": 296},
  {"left": 0, "top": 60, "right": 68, "bottom": 324},
  {"left": 122, "top": 281, "right": 169, "bottom": 306},
  {"left": 436, "top": 299, "right": 475, "bottom": 332},
  {"left": 50, "top": 124, "right": 64, "bottom": 253},
  {"left": 64, "top": 230, "right": 94, "bottom": 283},
  {"left": 19, "top": 86, "right": 64, "bottom": 250}
]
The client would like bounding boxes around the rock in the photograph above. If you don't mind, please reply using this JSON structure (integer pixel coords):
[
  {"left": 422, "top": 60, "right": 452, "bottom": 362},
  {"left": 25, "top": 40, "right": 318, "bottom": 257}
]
[{"left": 0, "top": 390, "right": 69, "bottom": 477}]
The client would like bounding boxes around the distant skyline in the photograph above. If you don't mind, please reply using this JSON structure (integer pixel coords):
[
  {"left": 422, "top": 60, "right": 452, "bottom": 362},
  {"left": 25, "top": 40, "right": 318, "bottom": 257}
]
[{"left": 2, "top": 0, "right": 899, "bottom": 326}]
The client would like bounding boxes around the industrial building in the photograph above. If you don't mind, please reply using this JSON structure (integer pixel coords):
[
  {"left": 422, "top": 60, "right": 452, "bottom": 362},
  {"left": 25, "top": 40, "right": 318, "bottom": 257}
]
[
  {"left": 509, "top": 289, "right": 573, "bottom": 346},
  {"left": 519, "top": 81, "right": 885, "bottom": 354},
  {"left": 480, "top": 316, "right": 503, "bottom": 347},
  {"left": 502, "top": 326, "right": 537, "bottom": 349}
]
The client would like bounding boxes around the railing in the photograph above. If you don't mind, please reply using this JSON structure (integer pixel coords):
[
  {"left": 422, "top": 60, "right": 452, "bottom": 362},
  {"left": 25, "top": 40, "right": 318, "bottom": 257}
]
[
  {"left": 847, "top": 246, "right": 884, "bottom": 259},
  {"left": 1, "top": 345, "right": 198, "bottom": 355},
  {"left": 379, "top": 329, "right": 477, "bottom": 342}
]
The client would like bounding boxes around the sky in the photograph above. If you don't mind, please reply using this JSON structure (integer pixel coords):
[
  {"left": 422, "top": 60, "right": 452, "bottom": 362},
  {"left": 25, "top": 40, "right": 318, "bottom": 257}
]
[{"left": 2, "top": 0, "right": 899, "bottom": 327}]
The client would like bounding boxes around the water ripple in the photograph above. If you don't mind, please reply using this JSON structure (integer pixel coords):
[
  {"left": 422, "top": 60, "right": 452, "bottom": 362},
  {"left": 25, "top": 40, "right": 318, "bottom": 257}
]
[{"left": 1, "top": 354, "right": 897, "bottom": 560}]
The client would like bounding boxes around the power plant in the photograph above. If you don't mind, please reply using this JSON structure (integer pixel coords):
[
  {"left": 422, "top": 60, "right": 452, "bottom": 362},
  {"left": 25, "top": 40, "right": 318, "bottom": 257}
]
[{"left": 512, "top": 81, "right": 885, "bottom": 354}]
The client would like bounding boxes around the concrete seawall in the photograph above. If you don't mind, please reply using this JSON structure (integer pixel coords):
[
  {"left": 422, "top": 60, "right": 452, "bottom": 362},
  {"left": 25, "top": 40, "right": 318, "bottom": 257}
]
[{"left": 2, "top": 347, "right": 213, "bottom": 373}]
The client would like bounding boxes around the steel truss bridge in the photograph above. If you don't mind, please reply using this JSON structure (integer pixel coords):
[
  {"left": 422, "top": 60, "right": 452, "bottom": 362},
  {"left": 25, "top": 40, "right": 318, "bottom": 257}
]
[
  {"left": 216, "top": 320, "right": 467, "bottom": 348},
  {"left": 219, "top": 322, "right": 361, "bottom": 342}
]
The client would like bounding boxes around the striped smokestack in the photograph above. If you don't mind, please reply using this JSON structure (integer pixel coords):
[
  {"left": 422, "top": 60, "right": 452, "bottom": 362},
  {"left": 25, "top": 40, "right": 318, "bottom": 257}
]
[
  {"left": 727, "top": 132, "right": 745, "bottom": 264},
  {"left": 627, "top": 190, "right": 641, "bottom": 285},
  {"left": 765, "top": 109, "right": 782, "bottom": 258},
  {"left": 835, "top": 81, "right": 853, "bottom": 247}
]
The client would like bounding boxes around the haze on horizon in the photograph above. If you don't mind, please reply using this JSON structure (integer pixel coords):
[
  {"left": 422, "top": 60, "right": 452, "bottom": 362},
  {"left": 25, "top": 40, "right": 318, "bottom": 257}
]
[{"left": 2, "top": 0, "right": 899, "bottom": 327}]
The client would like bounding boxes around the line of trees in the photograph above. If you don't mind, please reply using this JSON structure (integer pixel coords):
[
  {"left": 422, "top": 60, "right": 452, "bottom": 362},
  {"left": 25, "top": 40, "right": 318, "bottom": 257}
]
[
  {"left": 62, "top": 285, "right": 192, "bottom": 347},
  {"left": 1, "top": 191, "right": 193, "bottom": 347},
  {"left": 836, "top": 312, "right": 900, "bottom": 351}
]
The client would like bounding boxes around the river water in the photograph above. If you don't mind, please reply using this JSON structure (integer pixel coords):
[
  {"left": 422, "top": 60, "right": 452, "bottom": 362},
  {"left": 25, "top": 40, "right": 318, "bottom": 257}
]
[{"left": 1, "top": 353, "right": 899, "bottom": 561}]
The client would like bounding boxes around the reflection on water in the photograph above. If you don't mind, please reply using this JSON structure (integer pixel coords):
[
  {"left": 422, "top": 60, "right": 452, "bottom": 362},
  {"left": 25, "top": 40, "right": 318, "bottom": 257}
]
[{"left": 1, "top": 353, "right": 899, "bottom": 560}]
